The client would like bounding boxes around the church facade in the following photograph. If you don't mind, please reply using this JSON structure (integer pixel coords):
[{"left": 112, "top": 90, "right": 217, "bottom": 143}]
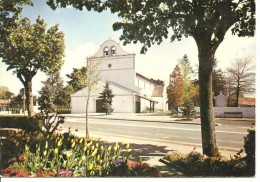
[{"left": 70, "top": 39, "right": 166, "bottom": 113}]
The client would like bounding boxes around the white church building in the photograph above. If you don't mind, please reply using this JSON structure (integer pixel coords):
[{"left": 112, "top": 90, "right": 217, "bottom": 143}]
[{"left": 70, "top": 39, "right": 166, "bottom": 113}]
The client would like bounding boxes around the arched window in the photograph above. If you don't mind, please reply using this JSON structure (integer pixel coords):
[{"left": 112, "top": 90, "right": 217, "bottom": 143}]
[
  {"left": 111, "top": 46, "right": 116, "bottom": 56},
  {"left": 104, "top": 47, "right": 109, "bottom": 57}
]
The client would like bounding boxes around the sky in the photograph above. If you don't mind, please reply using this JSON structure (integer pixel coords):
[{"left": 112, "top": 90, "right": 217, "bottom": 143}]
[{"left": 0, "top": 0, "right": 257, "bottom": 96}]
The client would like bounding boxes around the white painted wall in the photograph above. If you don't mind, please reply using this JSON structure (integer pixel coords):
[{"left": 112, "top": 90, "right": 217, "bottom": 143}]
[
  {"left": 136, "top": 76, "right": 154, "bottom": 98},
  {"left": 71, "top": 81, "right": 136, "bottom": 114},
  {"left": 112, "top": 95, "right": 135, "bottom": 113},
  {"left": 153, "top": 96, "right": 165, "bottom": 111},
  {"left": 178, "top": 107, "right": 255, "bottom": 118}
]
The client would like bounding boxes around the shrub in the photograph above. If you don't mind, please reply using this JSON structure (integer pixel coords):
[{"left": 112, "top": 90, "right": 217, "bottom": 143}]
[
  {"left": 180, "top": 99, "right": 195, "bottom": 119},
  {"left": 163, "top": 147, "right": 250, "bottom": 177},
  {"left": 244, "top": 128, "right": 255, "bottom": 175},
  {"left": 0, "top": 116, "right": 40, "bottom": 132}
]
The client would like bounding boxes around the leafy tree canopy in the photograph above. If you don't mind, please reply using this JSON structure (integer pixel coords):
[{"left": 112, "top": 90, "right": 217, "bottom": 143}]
[
  {"left": 66, "top": 66, "right": 87, "bottom": 92},
  {"left": 0, "top": 16, "right": 65, "bottom": 116},
  {"left": 47, "top": 0, "right": 255, "bottom": 53}
]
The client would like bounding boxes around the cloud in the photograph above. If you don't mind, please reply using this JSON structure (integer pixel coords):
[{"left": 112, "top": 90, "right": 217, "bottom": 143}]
[{"left": 60, "top": 42, "right": 98, "bottom": 83}]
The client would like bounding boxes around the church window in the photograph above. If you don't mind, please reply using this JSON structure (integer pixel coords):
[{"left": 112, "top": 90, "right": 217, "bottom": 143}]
[
  {"left": 104, "top": 47, "right": 109, "bottom": 57},
  {"left": 111, "top": 46, "right": 116, "bottom": 56}
]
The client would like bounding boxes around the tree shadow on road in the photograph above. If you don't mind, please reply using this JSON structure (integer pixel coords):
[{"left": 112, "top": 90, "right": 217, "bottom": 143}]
[{"left": 96, "top": 140, "right": 184, "bottom": 177}]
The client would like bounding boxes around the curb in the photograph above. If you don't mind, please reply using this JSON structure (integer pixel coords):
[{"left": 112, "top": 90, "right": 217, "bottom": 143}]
[
  {"left": 62, "top": 115, "right": 221, "bottom": 126},
  {"left": 89, "top": 116, "right": 203, "bottom": 125}
]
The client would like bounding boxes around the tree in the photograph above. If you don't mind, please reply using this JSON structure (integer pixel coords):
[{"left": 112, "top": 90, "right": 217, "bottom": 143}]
[
  {"left": 9, "top": 88, "right": 25, "bottom": 110},
  {"left": 0, "top": 17, "right": 65, "bottom": 116},
  {"left": 85, "top": 58, "right": 100, "bottom": 138},
  {"left": 0, "top": 0, "right": 32, "bottom": 29},
  {"left": 180, "top": 98, "right": 196, "bottom": 120},
  {"left": 211, "top": 59, "right": 227, "bottom": 97},
  {"left": 98, "top": 81, "right": 114, "bottom": 115},
  {"left": 0, "top": 86, "right": 14, "bottom": 99},
  {"left": 47, "top": 0, "right": 255, "bottom": 157},
  {"left": 38, "top": 72, "right": 67, "bottom": 112},
  {"left": 167, "top": 65, "right": 183, "bottom": 113},
  {"left": 179, "top": 55, "right": 197, "bottom": 101},
  {"left": 226, "top": 56, "right": 255, "bottom": 106},
  {"left": 66, "top": 66, "right": 87, "bottom": 92}
]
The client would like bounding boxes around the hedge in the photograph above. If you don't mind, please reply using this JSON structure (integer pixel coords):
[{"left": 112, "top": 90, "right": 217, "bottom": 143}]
[{"left": 0, "top": 116, "right": 40, "bottom": 132}]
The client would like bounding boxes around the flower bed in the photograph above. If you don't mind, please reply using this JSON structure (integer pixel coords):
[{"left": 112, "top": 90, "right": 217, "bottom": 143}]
[
  {"left": 162, "top": 147, "right": 252, "bottom": 177},
  {"left": 1, "top": 134, "right": 161, "bottom": 177}
]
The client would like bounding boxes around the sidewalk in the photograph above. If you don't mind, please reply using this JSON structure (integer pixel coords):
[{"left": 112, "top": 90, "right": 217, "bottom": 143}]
[{"left": 62, "top": 112, "right": 203, "bottom": 125}]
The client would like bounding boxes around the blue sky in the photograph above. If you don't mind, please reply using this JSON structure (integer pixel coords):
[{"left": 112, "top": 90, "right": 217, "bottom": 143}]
[{"left": 0, "top": 0, "right": 257, "bottom": 96}]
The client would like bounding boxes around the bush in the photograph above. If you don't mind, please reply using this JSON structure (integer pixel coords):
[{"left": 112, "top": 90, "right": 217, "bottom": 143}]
[
  {"left": 0, "top": 116, "right": 40, "bottom": 132},
  {"left": 163, "top": 147, "right": 250, "bottom": 177},
  {"left": 244, "top": 128, "right": 255, "bottom": 175}
]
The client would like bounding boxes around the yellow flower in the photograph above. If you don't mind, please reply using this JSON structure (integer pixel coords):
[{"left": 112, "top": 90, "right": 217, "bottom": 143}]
[
  {"left": 122, "top": 140, "right": 125, "bottom": 145},
  {"left": 25, "top": 145, "right": 29, "bottom": 151},
  {"left": 83, "top": 145, "right": 87, "bottom": 152},
  {"left": 43, "top": 150, "right": 47, "bottom": 156},
  {"left": 96, "top": 143, "right": 99, "bottom": 148},
  {"left": 113, "top": 146, "right": 117, "bottom": 151},
  {"left": 45, "top": 141, "right": 48, "bottom": 149},
  {"left": 57, "top": 139, "right": 62, "bottom": 147},
  {"left": 88, "top": 163, "right": 94, "bottom": 170},
  {"left": 97, "top": 165, "right": 102, "bottom": 172},
  {"left": 79, "top": 138, "right": 83, "bottom": 144},
  {"left": 71, "top": 142, "right": 76, "bottom": 149},
  {"left": 54, "top": 148, "right": 59, "bottom": 154},
  {"left": 91, "top": 151, "right": 97, "bottom": 157},
  {"left": 97, "top": 155, "right": 100, "bottom": 161},
  {"left": 66, "top": 152, "right": 72, "bottom": 158},
  {"left": 82, "top": 156, "right": 86, "bottom": 161},
  {"left": 108, "top": 145, "right": 111, "bottom": 151},
  {"left": 101, "top": 146, "right": 104, "bottom": 151},
  {"left": 126, "top": 143, "right": 130, "bottom": 149},
  {"left": 127, "top": 149, "right": 132, "bottom": 153},
  {"left": 91, "top": 145, "right": 95, "bottom": 151},
  {"left": 79, "top": 160, "right": 82, "bottom": 166},
  {"left": 16, "top": 142, "right": 19, "bottom": 146}
]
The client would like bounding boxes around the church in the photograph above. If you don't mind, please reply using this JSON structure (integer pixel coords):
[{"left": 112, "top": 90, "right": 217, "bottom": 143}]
[{"left": 70, "top": 39, "right": 166, "bottom": 113}]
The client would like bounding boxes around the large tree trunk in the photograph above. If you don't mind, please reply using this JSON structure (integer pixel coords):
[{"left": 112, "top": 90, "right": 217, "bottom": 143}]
[
  {"left": 24, "top": 79, "right": 34, "bottom": 117},
  {"left": 198, "top": 45, "right": 219, "bottom": 157}
]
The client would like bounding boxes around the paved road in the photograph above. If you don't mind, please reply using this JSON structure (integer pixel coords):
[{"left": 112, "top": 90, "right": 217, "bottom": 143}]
[{"left": 60, "top": 117, "right": 254, "bottom": 153}]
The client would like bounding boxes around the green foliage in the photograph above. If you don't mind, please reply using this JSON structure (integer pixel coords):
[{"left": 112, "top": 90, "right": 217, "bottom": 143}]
[
  {"left": 66, "top": 67, "right": 87, "bottom": 92},
  {"left": 180, "top": 99, "right": 195, "bottom": 120},
  {"left": 2, "top": 138, "right": 133, "bottom": 177},
  {"left": 244, "top": 128, "right": 255, "bottom": 175},
  {"left": 38, "top": 73, "right": 70, "bottom": 112},
  {"left": 0, "top": 116, "right": 40, "bottom": 132},
  {"left": 164, "top": 148, "right": 249, "bottom": 177},
  {"left": 212, "top": 60, "right": 227, "bottom": 96},
  {"left": 0, "top": 86, "right": 14, "bottom": 99},
  {"left": 0, "top": 0, "right": 32, "bottom": 28},
  {"left": 0, "top": 16, "right": 65, "bottom": 116},
  {"left": 98, "top": 82, "right": 114, "bottom": 115},
  {"left": 35, "top": 111, "right": 65, "bottom": 137}
]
